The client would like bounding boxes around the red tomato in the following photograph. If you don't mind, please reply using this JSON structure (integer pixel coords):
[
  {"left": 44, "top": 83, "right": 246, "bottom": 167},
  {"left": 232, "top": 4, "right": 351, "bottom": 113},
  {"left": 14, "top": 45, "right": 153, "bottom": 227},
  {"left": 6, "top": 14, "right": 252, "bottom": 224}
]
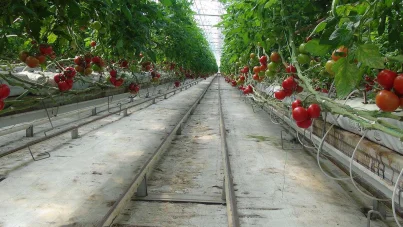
[
  {"left": 331, "top": 46, "right": 348, "bottom": 62},
  {"left": 274, "top": 90, "right": 286, "bottom": 100},
  {"left": 57, "top": 81, "right": 70, "bottom": 92},
  {"left": 64, "top": 67, "right": 76, "bottom": 78},
  {"left": 239, "top": 75, "right": 245, "bottom": 81},
  {"left": 282, "top": 77, "right": 297, "bottom": 90},
  {"left": 292, "top": 99, "right": 302, "bottom": 109},
  {"left": 307, "top": 104, "right": 321, "bottom": 118},
  {"left": 90, "top": 41, "right": 96, "bottom": 47},
  {"left": 375, "top": 90, "right": 400, "bottom": 112},
  {"left": 260, "top": 64, "right": 267, "bottom": 71},
  {"left": 296, "top": 119, "right": 312, "bottom": 129},
  {"left": 259, "top": 55, "right": 267, "bottom": 65},
  {"left": 115, "top": 78, "right": 124, "bottom": 87},
  {"left": 296, "top": 86, "right": 303, "bottom": 93},
  {"left": 377, "top": 69, "right": 397, "bottom": 90},
  {"left": 284, "top": 89, "right": 293, "bottom": 97},
  {"left": 110, "top": 70, "right": 117, "bottom": 78},
  {"left": 286, "top": 65, "right": 297, "bottom": 74},
  {"left": 25, "top": 56, "right": 39, "bottom": 68},
  {"left": 292, "top": 107, "right": 309, "bottom": 122},
  {"left": 74, "top": 56, "right": 84, "bottom": 65},
  {"left": 253, "top": 74, "right": 259, "bottom": 81},
  {"left": 253, "top": 66, "right": 261, "bottom": 74},
  {"left": 270, "top": 52, "right": 281, "bottom": 63},
  {"left": 37, "top": 55, "right": 46, "bottom": 64},
  {"left": 393, "top": 75, "right": 403, "bottom": 94},
  {"left": 0, "top": 84, "right": 11, "bottom": 99}
]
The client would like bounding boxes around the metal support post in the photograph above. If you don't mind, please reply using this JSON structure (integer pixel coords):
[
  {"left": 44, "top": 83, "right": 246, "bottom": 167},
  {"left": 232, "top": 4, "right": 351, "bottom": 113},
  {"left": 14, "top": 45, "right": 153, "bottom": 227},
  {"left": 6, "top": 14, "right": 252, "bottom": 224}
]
[
  {"left": 26, "top": 125, "right": 34, "bottom": 137},
  {"left": 71, "top": 128, "right": 79, "bottom": 139},
  {"left": 137, "top": 175, "right": 148, "bottom": 197}
]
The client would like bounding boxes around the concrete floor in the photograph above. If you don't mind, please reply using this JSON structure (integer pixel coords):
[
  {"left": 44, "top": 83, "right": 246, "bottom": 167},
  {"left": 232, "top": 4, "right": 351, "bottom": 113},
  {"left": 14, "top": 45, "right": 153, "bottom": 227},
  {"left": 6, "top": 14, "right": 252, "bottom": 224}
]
[{"left": 0, "top": 76, "right": 392, "bottom": 227}]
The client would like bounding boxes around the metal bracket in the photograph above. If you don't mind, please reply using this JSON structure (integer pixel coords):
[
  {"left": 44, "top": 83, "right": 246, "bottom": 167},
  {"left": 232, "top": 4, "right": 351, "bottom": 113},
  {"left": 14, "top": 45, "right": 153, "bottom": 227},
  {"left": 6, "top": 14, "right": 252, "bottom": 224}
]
[
  {"left": 137, "top": 175, "right": 148, "bottom": 197},
  {"left": 281, "top": 130, "right": 302, "bottom": 150},
  {"left": 28, "top": 146, "right": 50, "bottom": 161},
  {"left": 26, "top": 125, "right": 34, "bottom": 137},
  {"left": 367, "top": 201, "right": 386, "bottom": 227}
]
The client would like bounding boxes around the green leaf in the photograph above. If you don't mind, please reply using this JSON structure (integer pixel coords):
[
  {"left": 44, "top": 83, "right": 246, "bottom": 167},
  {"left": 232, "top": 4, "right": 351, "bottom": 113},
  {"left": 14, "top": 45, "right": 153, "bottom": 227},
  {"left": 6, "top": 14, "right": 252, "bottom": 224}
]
[
  {"left": 356, "top": 44, "right": 385, "bottom": 69},
  {"left": 332, "top": 58, "right": 362, "bottom": 98},
  {"left": 329, "top": 27, "right": 353, "bottom": 45},
  {"left": 304, "top": 39, "right": 332, "bottom": 56},
  {"left": 264, "top": 0, "right": 277, "bottom": 8},
  {"left": 47, "top": 33, "right": 58, "bottom": 44},
  {"left": 160, "top": 0, "right": 172, "bottom": 7},
  {"left": 310, "top": 21, "right": 327, "bottom": 35},
  {"left": 122, "top": 5, "right": 132, "bottom": 22},
  {"left": 387, "top": 55, "right": 403, "bottom": 63}
]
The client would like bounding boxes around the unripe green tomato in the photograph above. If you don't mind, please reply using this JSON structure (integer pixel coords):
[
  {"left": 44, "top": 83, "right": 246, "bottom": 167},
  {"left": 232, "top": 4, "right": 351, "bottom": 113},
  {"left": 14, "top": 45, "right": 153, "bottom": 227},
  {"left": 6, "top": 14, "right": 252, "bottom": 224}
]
[
  {"left": 299, "top": 43, "right": 308, "bottom": 54},
  {"left": 297, "top": 54, "right": 311, "bottom": 65},
  {"left": 91, "top": 21, "right": 102, "bottom": 30},
  {"left": 267, "top": 62, "right": 278, "bottom": 72},
  {"left": 325, "top": 60, "right": 335, "bottom": 76},
  {"left": 265, "top": 70, "right": 276, "bottom": 78}
]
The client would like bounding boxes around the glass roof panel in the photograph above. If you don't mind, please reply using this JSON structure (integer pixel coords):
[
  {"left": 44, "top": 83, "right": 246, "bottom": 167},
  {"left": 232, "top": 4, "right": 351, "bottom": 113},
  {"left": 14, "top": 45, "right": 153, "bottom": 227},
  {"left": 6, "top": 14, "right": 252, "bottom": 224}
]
[{"left": 190, "top": 0, "right": 224, "bottom": 67}]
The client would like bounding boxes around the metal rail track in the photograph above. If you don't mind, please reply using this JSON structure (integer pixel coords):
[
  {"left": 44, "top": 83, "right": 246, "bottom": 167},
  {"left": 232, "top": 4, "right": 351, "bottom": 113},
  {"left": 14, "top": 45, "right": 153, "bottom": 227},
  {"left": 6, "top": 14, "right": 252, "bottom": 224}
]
[
  {"left": 97, "top": 75, "right": 240, "bottom": 227},
  {"left": 0, "top": 80, "right": 201, "bottom": 158}
]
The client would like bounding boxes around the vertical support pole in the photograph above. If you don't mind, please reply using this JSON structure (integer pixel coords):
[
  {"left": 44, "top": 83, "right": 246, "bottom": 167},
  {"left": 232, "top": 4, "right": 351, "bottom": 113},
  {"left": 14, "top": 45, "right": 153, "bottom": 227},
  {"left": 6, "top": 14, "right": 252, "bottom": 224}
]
[
  {"left": 71, "top": 128, "right": 79, "bottom": 139},
  {"left": 164, "top": 94, "right": 167, "bottom": 99},
  {"left": 123, "top": 109, "right": 128, "bottom": 117},
  {"left": 137, "top": 175, "right": 148, "bottom": 197},
  {"left": 176, "top": 123, "right": 182, "bottom": 135},
  {"left": 152, "top": 98, "right": 156, "bottom": 104},
  {"left": 91, "top": 108, "right": 97, "bottom": 116},
  {"left": 221, "top": 177, "right": 226, "bottom": 200},
  {"left": 26, "top": 125, "right": 34, "bottom": 137}
]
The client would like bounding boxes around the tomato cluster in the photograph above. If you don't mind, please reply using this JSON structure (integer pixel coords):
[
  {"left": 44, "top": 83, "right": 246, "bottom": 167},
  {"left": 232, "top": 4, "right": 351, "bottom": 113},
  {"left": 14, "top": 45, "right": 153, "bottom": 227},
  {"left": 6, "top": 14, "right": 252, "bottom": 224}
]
[
  {"left": 19, "top": 43, "right": 55, "bottom": 68},
  {"left": 0, "top": 84, "right": 10, "bottom": 111},
  {"left": 375, "top": 69, "right": 403, "bottom": 112},
  {"left": 174, "top": 81, "right": 181, "bottom": 87},
  {"left": 128, "top": 83, "right": 140, "bottom": 94},
  {"left": 274, "top": 76, "right": 303, "bottom": 100},
  {"left": 239, "top": 84, "right": 254, "bottom": 95},
  {"left": 291, "top": 99, "right": 321, "bottom": 129},
  {"left": 74, "top": 54, "right": 93, "bottom": 76},
  {"left": 54, "top": 67, "right": 76, "bottom": 92},
  {"left": 91, "top": 56, "right": 106, "bottom": 72},
  {"left": 109, "top": 69, "right": 124, "bottom": 87}
]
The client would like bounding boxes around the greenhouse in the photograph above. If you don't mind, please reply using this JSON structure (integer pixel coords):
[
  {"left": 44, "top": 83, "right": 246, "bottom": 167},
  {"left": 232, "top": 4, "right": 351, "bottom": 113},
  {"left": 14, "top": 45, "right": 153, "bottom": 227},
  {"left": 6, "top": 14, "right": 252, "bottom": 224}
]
[{"left": 0, "top": 0, "right": 403, "bottom": 226}]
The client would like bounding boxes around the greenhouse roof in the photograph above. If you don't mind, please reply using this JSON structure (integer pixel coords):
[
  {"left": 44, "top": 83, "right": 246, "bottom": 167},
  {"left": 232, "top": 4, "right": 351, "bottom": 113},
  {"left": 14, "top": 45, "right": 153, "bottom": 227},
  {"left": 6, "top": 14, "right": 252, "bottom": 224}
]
[{"left": 191, "top": 0, "right": 224, "bottom": 66}]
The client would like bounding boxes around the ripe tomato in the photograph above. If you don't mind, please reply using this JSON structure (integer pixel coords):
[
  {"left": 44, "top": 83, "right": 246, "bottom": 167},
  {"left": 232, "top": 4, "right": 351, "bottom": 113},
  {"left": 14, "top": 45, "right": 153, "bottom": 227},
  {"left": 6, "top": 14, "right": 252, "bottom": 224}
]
[
  {"left": 54, "top": 74, "right": 64, "bottom": 84},
  {"left": 74, "top": 56, "right": 83, "bottom": 65},
  {"left": 64, "top": 67, "right": 76, "bottom": 78},
  {"left": 297, "top": 119, "right": 312, "bottom": 129},
  {"left": 0, "top": 100, "right": 4, "bottom": 111},
  {"left": 0, "top": 84, "right": 11, "bottom": 99},
  {"left": 66, "top": 79, "right": 74, "bottom": 89},
  {"left": 260, "top": 64, "right": 267, "bottom": 71},
  {"left": 296, "top": 85, "right": 303, "bottom": 93},
  {"left": 239, "top": 75, "right": 245, "bottom": 81},
  {"left": 36, "top": 55, "right": 46, "bottom": 64},
  {"left": 377, "top": 69, "right": 397, "bottom": 90},
  {"left": 284, "top": 89, "right": 293, "bottom": 97},
  {"left": 292, "top": 107, "right": 309, "bottom": 122},
  {"left": 231, "top": 80, "right": 237, "bottom": 87},
  {"left": 259, "top": 55, "right": 267, "bottom": 65},
  {"left": 393, "top": 75, "right": 403, "bottom": 94},
  {"left": 270, "top": 52, "right": 280, "bottom": 63},
  {"left": 253, "top": 74, "right": 259, "bottom": 81},
  {"left": 90, "top": 41, "right": 96, "bottom": 47},
  {"left": 286, "top": 65, "right": 297, "bottom": 74},
  {"left": 282, "top": 77, "right": 297, "bottom": 90},
  {"left": 307, "top": 104, "right": 321, "bottom": 118},
  {"left": 110, "top": 70, "right": 117, "bottom": 78},
  {"left": 243, "top": 66, "right": 249, "bottom": 73},
  {"left": 331, "top": 46, "right": 348, "bottom": 62},
  {"left": 291, "top": 99, "right": 302, "bottom": 109},
  {"left": 325, "top": 60, "right": 335, "bottom": 76},
  {"left": 25, "top": 56, "right": 39, "bottom": 68},
  {"left": 92, "top": 56, "right": 101, "bottom": 64},
  {"left": 250, "top": 53, "right": 256, "bottom": 59},
  {"left": 114, "top": 78, "right": 124, "bottom": 87},
  {"left": 274, "top": 90, "right": 286, "bottom": 100},
  {"left": 58, "top": 81, "right": 70, "bottom": 92},
  {"left": 375, "top": 90, "right": 399, "bottom": 112},
  {"left": 253, "top": 66, "right": 261, "bottom": 74},
  {"left": 19, "top": 51, "right": 29, "bottom": 62}
]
